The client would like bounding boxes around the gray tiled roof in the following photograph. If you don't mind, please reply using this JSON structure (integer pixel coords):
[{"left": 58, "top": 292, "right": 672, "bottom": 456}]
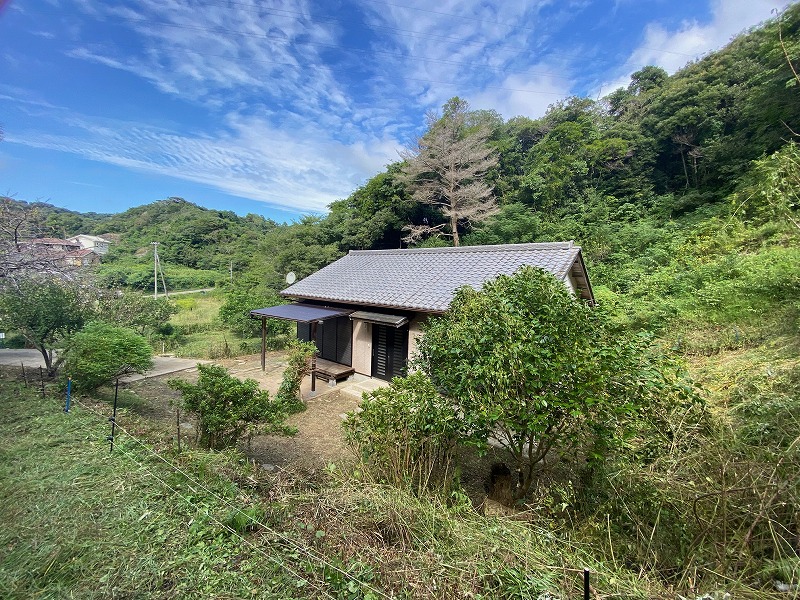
[{"left": 281, "top": 242, "right": 589, "bottom": 313}]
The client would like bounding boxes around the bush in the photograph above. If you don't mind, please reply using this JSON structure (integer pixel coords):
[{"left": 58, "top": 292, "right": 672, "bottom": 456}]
[
  {"left": 343, "top": 373, "right": 461, "bottom": 494},
  {"left": 63, "top": 322, "right": 153, "bottom": 392},
  {"left": 416, "top": 266, "right": 699, "bottom": 500},
  {"left": 274, "top": 340, "right": 317, "bottom": 413},
  {"left": 169, "top": 363, "right": 293, "bottom": 449},
  {"left": 219, "top": 289, "right": 291, "bottom": 338}
]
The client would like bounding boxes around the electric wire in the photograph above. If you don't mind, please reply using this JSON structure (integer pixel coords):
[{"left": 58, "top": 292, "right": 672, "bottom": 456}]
[{"left": 67, "top": 395, "right": 395, "bottom": 600}]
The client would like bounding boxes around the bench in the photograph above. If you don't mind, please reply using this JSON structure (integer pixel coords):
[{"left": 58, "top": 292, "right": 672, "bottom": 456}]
[{"left": 312, "top": 358, "right": 355, "bottom": 383}]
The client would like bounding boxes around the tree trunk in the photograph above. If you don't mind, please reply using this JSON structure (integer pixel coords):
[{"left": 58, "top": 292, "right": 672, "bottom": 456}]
[{"left": 450, "top": 213, "right": 460, "bottom": 247}]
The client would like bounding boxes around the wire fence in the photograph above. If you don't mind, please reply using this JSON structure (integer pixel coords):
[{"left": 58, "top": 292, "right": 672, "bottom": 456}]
[
  {"left": 2, "top": 364, "right": 396, "bottom": 600},
  {"left": 1, "top": 363, "right": 609, "bottom": 600}
]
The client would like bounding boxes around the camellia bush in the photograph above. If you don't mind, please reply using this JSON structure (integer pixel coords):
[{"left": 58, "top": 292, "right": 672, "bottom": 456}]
[
  {"left": 169, "top": 363, "right": 293, "bottom": 450},
  {"left": 63, "top": 321, "right": 153, "bottom": 392},
  {"left": 415, "top": 266, "right": 699, "bottom": 500}
]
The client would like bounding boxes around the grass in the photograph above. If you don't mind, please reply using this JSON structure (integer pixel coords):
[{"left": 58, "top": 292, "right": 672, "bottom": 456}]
[
  {"left": 166, "top": 292, "right": 264, "bottom": 359},
  {"left": 0, "top": 378, "right": 676, "bottom": 600}
]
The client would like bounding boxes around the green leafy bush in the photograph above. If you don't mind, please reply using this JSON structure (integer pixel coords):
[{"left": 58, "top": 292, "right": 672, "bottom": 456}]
[
  {"left": 343, "top": 373, "right": 461, "bottom": 494},
  {"left": 274, "top": 340, "right": 317, "bottom": 413},
  {"left": 63, "top": 321, "right": 153, "bottom": 392},
  {"left": 169, "top": 363, "right": 292, "bottom": 449},
  {"left": 218, "top": 289, "right": 291, "bottom": 338},
  {"left": 416, "top": 266, "right": 699, "bottom": 500}
]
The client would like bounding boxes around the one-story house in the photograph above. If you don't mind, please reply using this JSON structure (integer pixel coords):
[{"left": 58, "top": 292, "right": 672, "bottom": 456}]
[{"left": 251, "top": 242, "right": 593, "bottom": 385}]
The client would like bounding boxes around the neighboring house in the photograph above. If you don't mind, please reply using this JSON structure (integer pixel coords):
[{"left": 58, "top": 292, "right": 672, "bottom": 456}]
[
  {"left": 67, "top": 234, "right": 111, "bottom": 255},
  {"left": 251, "top": 242, "right": 594, "bottom": 383},
  {"left": 28, "top": 237, "right": 81, "bottom": 254},
  {"left": 65, "top": 247, "right": 101, "bottom": 267}
]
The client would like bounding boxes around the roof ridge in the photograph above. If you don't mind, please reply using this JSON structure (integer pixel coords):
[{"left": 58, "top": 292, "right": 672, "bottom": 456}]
[{"left": 349, "top": 241, "right": 577, "bottom": 256}]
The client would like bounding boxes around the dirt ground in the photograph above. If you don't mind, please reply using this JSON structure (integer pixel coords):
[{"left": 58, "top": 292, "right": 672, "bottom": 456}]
[{"left": 121, "top": 351, "right": 362, "bottom": 470}]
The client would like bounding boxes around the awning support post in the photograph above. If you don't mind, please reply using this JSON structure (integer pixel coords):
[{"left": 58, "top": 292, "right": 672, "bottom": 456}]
[
  {"left": 261, "top": 317, "right": 266, "bottom": 371},
  {"left": 310, "top": 321, "right": 318, "bottom": 392}
]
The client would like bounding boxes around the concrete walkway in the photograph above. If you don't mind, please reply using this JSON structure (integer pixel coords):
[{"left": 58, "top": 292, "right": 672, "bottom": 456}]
[{"left": 0, "top": 349, "right": 206, "bottom": 381}]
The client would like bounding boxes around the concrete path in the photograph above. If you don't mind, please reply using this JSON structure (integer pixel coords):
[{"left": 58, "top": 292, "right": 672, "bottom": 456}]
[{"left": 0, "top": 349, "right": 206, "bottom": 381}]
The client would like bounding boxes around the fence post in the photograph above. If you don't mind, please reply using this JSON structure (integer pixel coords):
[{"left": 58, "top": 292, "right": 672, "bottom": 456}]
[
  {"left": 107, "top": 379, "right": 119, "bottom": 453},
  {"left": 64, "top": 377, "right": 71, "bottom": 413},
  {"left": 39, "top": 367, "right": 45, "bottom": 399},
  {"left": 584, "top": 568, "right": 590, "bottom": 600},
  {"left": 21, "top": 363, "right": 27, "bottom": 386},
  {"left": 176, "top": 407, "right": 182, "bottom": 453}
]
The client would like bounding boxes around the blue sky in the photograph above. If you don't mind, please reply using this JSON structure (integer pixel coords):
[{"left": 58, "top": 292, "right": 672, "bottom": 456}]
[{"left": 0, "top": 0, "right": 789, "bottom": 222}]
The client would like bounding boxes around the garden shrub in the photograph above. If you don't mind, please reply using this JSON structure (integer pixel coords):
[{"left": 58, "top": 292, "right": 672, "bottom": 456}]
[
  {"left": 169, "top": 363, "right": 293, "bottom": 450},
  {"left": 343, "top": 372, "right": 461, "bottom": 494},
  {"left": 274, "top": 340, "right": 317, "bottom": 413},
  {"left": 63, "top": 321, "right": 153, "bottom": 392}
]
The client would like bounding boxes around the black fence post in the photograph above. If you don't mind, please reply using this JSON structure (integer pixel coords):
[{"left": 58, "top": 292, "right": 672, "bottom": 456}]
[
  {"left": 107, "top": 379, "right": 119, "bottom": 453},
  {"left": 39, "top": 367, "right": 45, "bottom": 399},
  {"left": 21, "top": 363, "right": 27, "bottom": 386},
  {"left": 583, "top": 568, "right": 590, "bottom": 600}
]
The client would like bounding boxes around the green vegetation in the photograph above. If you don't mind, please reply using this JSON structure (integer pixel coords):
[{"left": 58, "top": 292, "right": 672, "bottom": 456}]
[
  {"left": 1, "top": 6, "right": 799, "bottom": 597},
  {"left": 63, "top": 322, "right": 153, "bottom": 392},
  {"left": 414, "top": 266, "right": 699, "bottom": 500},
  {"left": 169, "top": 363, "right": 294, "bottom": 449},
  {"left": 274, "top": 340, "right": 317, "bottom": 412},
  {"left": 0, "top": 278, "right": 90, "bottom": 375},
  {"left": 343, "top": 372, "right": 460, "bottom": 495}
]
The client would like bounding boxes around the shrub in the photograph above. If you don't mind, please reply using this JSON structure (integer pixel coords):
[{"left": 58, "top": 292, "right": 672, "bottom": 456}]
[
  {"left": 274, "top": 340, "right": 317, "bottom": 413},
  {"left": 63, "top": 322, "right": 153, "bottom": 392},
  {"left": 169, "top": 363, "right": 293, "bottom": 449},
  {"left": 416, "top": 266, "right": 699, "bottom": 500},
  {"left": 219, "top": 289, "right": 291, "bottom": 338},
  {"left": 343, "top": 373, "right": 461, "bottom": 494}
]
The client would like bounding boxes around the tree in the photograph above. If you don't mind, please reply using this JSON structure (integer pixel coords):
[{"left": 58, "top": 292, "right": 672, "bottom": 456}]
[
  {"left": 0, "top": 278, "right": 90, "bottom": 376},
  {"left": 63, "top": 322, "right": 153, "bottom": 392},
  {"left": 415, "top": 266, "right": 695, "bottom": 500},
  {"left": 399, "top": 98, "right": 499, "bottom": 246},
  {"left": 0, "top": 197, "right": 77, "bottom": 284},
  {"left": 94, "top": 290, "right": 177, "bottom": 337},
  {"left": 169, "top": 364, "right": 293, "bottom": 449},
  {"left": 219, "top": 288, "right": 289, "bottom": 338}
]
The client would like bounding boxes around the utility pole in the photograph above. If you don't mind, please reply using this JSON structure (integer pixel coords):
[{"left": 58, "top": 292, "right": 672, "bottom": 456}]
[{"left": 152, "top": 242, "right": 159, "bottom": 299}]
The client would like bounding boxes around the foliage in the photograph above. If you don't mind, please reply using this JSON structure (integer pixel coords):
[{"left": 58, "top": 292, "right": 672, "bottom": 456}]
[
  {"left": 274, "top": 340, "right": 317, "bottom": 413},
  {"left": 63, "top": 321, "right": 153, "bottom": 392},
  {"left": 343, "top": 373, "right": 461, "bottom": 494},
  {"left": 218, "top": 288, "right": 290, "bottom": 338},
  {"left": 416, "top": 266, "right": 698, "bottom": 500},
  {"left": 0, "top": 277, "right": 90, "bottom": 375},
  {"left": 399, "top": 97, "right": 499, "bottom": 246},
  {"left": 94, "top": 290, "right": 177, "bottom": 337},
  {"left": 169, "top": 363, "right": 293, "bottom": 449}
]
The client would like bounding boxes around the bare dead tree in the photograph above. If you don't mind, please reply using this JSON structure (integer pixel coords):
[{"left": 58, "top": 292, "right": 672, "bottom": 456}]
[
  {"left": 0, "top": 197, "right": 77, "bottom": 287},
  {"left": 399, "top": 99, "right": 499, "bottom": 247}
]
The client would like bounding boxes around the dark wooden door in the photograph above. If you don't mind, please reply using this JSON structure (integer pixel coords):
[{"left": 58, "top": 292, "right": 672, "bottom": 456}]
[{"left": 371, "top": 324, "right": 408, "bottom": 381}]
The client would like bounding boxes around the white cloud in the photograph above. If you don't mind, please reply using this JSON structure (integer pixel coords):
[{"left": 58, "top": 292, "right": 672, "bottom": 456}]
[
  {"left": 599, "top": 0, "right": 785, "bottom": 94},
  {"left": 5, "top": 110, "right": 400, "bottom": 213}
]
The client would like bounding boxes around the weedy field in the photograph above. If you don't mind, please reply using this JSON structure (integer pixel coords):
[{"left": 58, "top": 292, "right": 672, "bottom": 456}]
[{"left": 0, "top": 378, "right": 695, "bottom": 600}]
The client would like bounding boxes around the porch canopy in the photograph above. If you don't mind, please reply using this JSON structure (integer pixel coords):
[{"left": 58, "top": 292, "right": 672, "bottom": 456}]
[
  {"left": 250, "top": 304, "right": 352, "bottom": 323},
  {"left": 349, "top": 310, "right": 408, "bottom": 328},
  {"left": 249, "top": 304, "right": 353, "bottom": 389}
]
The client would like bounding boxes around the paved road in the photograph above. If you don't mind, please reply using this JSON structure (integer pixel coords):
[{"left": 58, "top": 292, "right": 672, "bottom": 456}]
[{"left": 0, "top": 349, "right": 205, "bottom": 381}]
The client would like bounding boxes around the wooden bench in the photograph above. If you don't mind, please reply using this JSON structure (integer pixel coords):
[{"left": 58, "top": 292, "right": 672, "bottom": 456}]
[{"left": 312, "top": 358, "right": 355, "bottom": 383}]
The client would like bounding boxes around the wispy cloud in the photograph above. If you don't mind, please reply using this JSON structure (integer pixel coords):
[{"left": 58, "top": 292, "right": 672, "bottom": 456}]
[
  {"left": 5, "top": 110, "right": 398, "bottom": 213},
  {"left": 597, "top": 0, "right": 784, "bottom": 94}
]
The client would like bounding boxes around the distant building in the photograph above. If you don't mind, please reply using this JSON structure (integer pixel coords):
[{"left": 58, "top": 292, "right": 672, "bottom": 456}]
[
  {"left": 29, "top": 237, "right": 81, "bottom": 253},
  {"left": 67, "top": 234, "right": 111, "bottom": 255},
  {"left": 65, "top": 247, "right": 101, "bottom": 267}
]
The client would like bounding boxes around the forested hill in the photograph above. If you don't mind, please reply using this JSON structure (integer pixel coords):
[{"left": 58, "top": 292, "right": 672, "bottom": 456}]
[{"left": 13, "top": 5, "right": 800, "bottom": 338}]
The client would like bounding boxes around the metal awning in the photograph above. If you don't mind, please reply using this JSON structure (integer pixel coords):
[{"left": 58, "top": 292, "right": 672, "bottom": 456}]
[
  {"left": 250, "top": 304, "right": 352, "bottom": 323},
  {"left": 349, "top": 310, "right": 408, "bottom": 328}
]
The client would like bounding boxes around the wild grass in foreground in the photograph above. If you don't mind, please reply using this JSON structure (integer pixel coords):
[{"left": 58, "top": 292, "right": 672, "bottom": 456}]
[{"left": 0, "top": 379, "right": 662, "bottom": 599}]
